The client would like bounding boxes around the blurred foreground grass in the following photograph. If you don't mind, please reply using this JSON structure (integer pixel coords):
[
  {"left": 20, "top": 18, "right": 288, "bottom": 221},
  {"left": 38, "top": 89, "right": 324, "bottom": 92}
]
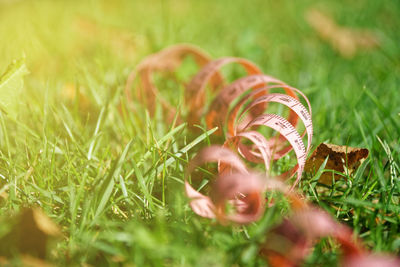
[{"left": 0, "top": 0, "right": 399, "bottom": 266}]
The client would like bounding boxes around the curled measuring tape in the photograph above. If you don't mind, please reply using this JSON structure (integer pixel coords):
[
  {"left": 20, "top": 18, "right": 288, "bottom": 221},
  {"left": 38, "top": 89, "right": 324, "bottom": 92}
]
[
  {"left": 186, "top": 146, "right": 400, "bottom": 266},
  {"left": 126, "top": 44, "right": 400, "bottom": 266},
  {"left": 126, "top": 44, "right": 312, "bottom": 187},
  {"left": 184, "top": 146, "right": 267, "bottom": 224},
  {"left": 185, "top": 57, "right": 263, "bottom": 128},
  {"left": 260, "top": 204, "right": 400, "bottom": 267},
  {"left": 187, "top": 58, "right": 312, "bottom": 188},
  {"left": 125, "top": 44, "right": 224, "bottom": 122}
]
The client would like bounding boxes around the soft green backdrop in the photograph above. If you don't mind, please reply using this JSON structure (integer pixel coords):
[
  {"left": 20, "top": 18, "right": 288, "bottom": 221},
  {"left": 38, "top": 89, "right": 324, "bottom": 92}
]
[{"left": 0, "top": 0, "right": 399, "bottom": 266}]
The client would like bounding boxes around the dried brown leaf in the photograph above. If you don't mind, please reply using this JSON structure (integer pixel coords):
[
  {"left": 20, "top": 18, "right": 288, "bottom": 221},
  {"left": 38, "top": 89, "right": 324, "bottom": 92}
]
[
  {"left": 0, "top": 190, "right": 8, "bottom": 200},
  {"left": 0, "top": 208, "right": 61, "bottom": 259},
  {"left": 32, "top": 208, "right": 61, "bottom": 237},
  {"left": 306, "top": 9, "right": 379, "bottom": 58},
  {"left": 305, "top": 143, "right": 369, "bottom": 185}
]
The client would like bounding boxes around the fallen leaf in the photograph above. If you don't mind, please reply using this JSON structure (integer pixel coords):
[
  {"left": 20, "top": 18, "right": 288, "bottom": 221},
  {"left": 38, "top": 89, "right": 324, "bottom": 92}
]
[
  {"left": 306, "top": 9, "right": 379, "bottom": 58},
  {"left": 0, "top": 208, "right": 61, "bottom": 259},
  {"left": 305, "top": 143, "right": 369, "bottom": 185},
  {"left": 31, "top": 208, "right": 61, "bottom": 237},
  {"left": 0, "top": 189, "right": 8, "bottom": 200}
]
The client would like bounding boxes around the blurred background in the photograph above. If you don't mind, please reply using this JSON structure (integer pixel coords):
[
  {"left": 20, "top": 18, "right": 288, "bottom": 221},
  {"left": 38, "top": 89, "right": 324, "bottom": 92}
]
[
  {"left": 0, "top": 0, "right": 399, "bottom": 265},
  {"left": 0, "top": 0, "right": 399, "bottom": 144}
]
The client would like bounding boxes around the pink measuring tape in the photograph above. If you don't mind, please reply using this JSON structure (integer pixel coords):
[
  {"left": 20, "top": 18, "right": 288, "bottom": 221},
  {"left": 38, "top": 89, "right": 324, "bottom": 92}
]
[
  {"left": 125, "top": 44, "right": 313, "bottom": 210},
  {"left": 125, "top": 44, "right": 400, "bottom": 267}
]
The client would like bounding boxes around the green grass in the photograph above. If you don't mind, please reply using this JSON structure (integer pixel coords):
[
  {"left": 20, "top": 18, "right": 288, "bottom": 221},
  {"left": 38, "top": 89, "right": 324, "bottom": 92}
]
[{"left": 0, "top": 0, "right": 399, "bottom": 266}]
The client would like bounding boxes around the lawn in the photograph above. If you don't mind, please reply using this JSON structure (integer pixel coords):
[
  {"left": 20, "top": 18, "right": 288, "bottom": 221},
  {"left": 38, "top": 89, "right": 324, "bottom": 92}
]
[{"left": 0, "top": 0, "right": 399, "bottom": 266}]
